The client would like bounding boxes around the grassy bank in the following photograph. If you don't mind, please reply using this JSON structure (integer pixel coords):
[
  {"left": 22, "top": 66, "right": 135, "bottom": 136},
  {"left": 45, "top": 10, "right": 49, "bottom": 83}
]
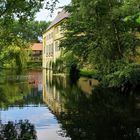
[{"left": 79, "top": 69, "right": 98, "bottom": 79}]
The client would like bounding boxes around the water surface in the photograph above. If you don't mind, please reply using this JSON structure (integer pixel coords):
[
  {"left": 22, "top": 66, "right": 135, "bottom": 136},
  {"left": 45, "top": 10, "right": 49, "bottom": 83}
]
[{"left": 0, "top": 69, "right": 140, "bottom": 140}]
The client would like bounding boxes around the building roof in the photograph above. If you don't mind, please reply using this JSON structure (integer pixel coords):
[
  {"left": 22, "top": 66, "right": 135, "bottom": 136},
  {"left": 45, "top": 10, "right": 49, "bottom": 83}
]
[
  {"left": 31, "top": 43, "right": 43, "bottom": 51},
  {"left": 47, "top": 10, "right": 70, "bottom": 30}
]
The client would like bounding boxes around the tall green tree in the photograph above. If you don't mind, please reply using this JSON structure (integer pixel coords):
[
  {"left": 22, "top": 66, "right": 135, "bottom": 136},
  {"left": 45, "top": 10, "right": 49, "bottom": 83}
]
[
  {"left": 0, "top": 0, "right": 58, "bottom": 19},
  {"left": 12, "top": 20, "right": 51, "bottom": 43},
  {"left": 61, "top": 0, "right": 140, "bottom": 88},
  {"left": 0, "top": 0, "right": 57, "bottom": 68},
  {"left": 0, "top": 38, "right": 30, "bottom": 68},
  {"left": 0, "top": 0, "right": 57, "bottom": 45}
]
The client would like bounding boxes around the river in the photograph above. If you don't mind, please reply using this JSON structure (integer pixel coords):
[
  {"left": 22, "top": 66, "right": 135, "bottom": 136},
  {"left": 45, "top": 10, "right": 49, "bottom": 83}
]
[{"left": 0, "top": 69, "right": 140, "bottom": 140}]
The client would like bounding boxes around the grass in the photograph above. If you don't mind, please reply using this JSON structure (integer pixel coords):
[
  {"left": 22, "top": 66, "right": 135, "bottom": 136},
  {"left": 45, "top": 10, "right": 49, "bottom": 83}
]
[{"left": 79, "top": 69, "right": 98, "bottom": 78}]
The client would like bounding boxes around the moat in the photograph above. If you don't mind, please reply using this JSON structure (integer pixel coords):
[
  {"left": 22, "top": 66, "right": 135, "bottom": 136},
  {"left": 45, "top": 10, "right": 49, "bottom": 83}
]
[{"left": 0, "top": 69, "right": 140, "bottom": 140}]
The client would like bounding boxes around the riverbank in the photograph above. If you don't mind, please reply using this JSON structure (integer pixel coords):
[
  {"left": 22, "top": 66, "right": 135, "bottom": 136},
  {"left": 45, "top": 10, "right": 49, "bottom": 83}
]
[{"left": 79, "top": 69, "right": 99, "bottom": 79}]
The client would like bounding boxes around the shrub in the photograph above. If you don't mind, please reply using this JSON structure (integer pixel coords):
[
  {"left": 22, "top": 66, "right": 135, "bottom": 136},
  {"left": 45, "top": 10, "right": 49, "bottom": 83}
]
[{"left": 102, "top": 63, "right": 140, "bottom": 88}]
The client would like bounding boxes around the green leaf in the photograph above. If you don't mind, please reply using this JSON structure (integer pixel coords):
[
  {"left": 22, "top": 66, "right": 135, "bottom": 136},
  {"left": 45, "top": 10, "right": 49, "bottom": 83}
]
[{"left": 136, "top": 17, "right": 140, "bottom": 24}]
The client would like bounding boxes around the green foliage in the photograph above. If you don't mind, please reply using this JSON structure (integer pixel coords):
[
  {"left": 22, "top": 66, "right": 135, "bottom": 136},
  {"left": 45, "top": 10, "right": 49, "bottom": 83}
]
[
  {"left": 80, "top": 69, "right": 98, "bottom": 78},
  {"left": 49, "top": 76, "right": 140, "bottom": 139},
  {"left": 0, "top": 0, "right": 58, "bottom": 20},
  {"left": 0, "top": 19, "right": 50, "bottom": 68},
  {"left": 0, "top": 38, "right": 29, "bottom": 69},
  {"left": 0, "top": 0, "right": 56, "bottom": 68},
  {"left": 124, "top": 12, "right": 140, "bottom": 25},
  {"left": 52, "top": 58, "right": 65, "bottom": 73},
  {"left": 103, "top": 63, "right": 140, "bottom": 88},
  {"left": 0, "top": 70, "right": 31, "bottom": 109},
  {"left": 12, "top": 20, "right": 51, "bottom": 43},
  {"left": 0, "top": 0, "right": 45, "bottom": 46},
  {"left": 52, "top": 50, "right": 80, "bottom": 73},
  {"left": 27, "top": 62, "right": 42, "bottom": 69},
  {"left": 0, "top": 120, "right": 36, "bottom": 140},
  {"left": 60, "top": 0, "right": 140, "bottom": 88}
]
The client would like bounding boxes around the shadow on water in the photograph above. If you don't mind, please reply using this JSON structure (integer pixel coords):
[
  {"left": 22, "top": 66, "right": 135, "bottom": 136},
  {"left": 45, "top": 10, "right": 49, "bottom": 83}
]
[
  {"left": 69, "top": 64, "right": 80, "bottom": 86},
  {"left": 43, "top": 70, "right": 140, "bottom": 140},
  {"left": 56, "top": 86, "right": 140, "bottom": 140}
]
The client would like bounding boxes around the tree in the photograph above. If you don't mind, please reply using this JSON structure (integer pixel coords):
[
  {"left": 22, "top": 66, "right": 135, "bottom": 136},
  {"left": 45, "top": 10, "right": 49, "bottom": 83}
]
[
  {"left": 0, "top": 0, "right": 57, "bottom": 68},
  {"left": 0, "top": 38, "right": 30, "bottom": 69},
  {"left": 61, "top": 0, "right": 140, "bottom": 88},
  {"left": 12, "top": 20, "right": 51, "bottom": 43},
  {"left": 0, "top": 0, "right": 57, "bottom": 45},
  {"left": 0, "top": 0, "right": 58, "bottom": 19}
]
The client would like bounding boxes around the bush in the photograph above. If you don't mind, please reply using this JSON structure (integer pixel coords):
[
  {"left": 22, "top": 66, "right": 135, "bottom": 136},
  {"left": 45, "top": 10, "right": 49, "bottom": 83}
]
[{"left": 103, "top": 63, "right": 140, "bottom": 89}]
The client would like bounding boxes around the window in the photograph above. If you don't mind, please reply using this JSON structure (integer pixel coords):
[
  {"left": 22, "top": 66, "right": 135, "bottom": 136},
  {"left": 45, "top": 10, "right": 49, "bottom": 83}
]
[
  {"left": 46, "top": 45, "right": 49, "bottom": 56},
  {"left": 44, "top": 45, "right": 46, "bottom": 54},
  {"left": 55, "top": 27, "right": 59, "bottom": 34},
  {"left": 48, "top": 45, "right": 50, "bottom": 56},
  {"left": 51, "top": 44, "right": 53, "bottom": 55},
  {"left": 51, "top": 32, "right": 53, "bottom": 38},
  {"left": 55, "top": 41, "right": 59, "bottom": 51}
]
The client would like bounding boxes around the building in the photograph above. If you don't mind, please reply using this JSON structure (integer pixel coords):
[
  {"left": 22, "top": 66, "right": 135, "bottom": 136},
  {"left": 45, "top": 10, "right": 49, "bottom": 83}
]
[
  {"left": 42, "top": 10, "right": 69, "bottom": 68},
  {"left": 30, "top": 43, "right": 43, "bottom": 62}
]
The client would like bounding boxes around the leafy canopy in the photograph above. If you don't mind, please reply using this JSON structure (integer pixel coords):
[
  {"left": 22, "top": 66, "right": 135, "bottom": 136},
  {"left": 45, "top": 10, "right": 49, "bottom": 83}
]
[
  {"left": 60, "top": 0, "right": 140, "bottom": 87},
  {"left": 0, "top": 0, "right": 57, "bottom": 68}
]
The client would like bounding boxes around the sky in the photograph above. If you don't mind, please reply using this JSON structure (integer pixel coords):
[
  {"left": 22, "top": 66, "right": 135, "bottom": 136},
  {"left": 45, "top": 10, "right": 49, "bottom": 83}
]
[{"left": 35, "top": 0, "right": 71, "bottom": 21}]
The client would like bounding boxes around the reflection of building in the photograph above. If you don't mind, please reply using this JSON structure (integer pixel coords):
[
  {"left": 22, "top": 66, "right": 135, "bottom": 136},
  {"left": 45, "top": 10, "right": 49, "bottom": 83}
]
[
  {"left": 78, "top": 77, "right": 99, "bottom": 94},
  {"left": 42, "top": 10, "right": 69, "bottom": 68},
  {"left": 42, "top": 69, "right": 99, "bottom": 115},
  {"left": 42, "top": 69, "right": 65, "bottom": 114},
  {"left": 30, "top": 43, "right": 43, "bottom": 62},
  {"left": 28, "top": 70, "right": 42, "bottom": 91}
]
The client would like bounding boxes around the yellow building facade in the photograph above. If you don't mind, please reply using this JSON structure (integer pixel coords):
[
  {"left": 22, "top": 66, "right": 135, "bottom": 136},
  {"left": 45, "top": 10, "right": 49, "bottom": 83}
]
[{"left": 42, "top": 10, "right": 69, "bottom": 68}]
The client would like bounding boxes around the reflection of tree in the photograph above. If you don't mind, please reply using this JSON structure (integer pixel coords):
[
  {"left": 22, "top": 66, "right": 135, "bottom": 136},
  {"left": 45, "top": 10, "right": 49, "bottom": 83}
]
[
  {"left": 51, "top": 76, "right": 67, "bottom": 91},
  {"left": 0, "top": 70, "right": 31, "bottom": 109},
  {"left": 43, "top": 71, "right": 140, "bottom": 139},
  {"left": 0, "top": 82, "right": 31, "bottom": 109},
  {"left": 15, "top": 90, "right": 43, "bottom": 106},
  {"left": 0, "top": 69, "right": 43, "bottom": 109},
  {"left": 0, "top": 84, "right": 29, "bottom": 108},
  {"left": 0, "top": 120, "right": 36, "bottom": 140},
  {"left": 57, "top": 86, "right": 140, "bottom": 140}
]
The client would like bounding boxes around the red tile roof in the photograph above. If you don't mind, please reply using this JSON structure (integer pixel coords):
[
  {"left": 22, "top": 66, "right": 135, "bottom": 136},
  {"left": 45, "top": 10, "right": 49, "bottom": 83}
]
[{"left": 32, "top": 43, "right": 43, "bottom": 51}]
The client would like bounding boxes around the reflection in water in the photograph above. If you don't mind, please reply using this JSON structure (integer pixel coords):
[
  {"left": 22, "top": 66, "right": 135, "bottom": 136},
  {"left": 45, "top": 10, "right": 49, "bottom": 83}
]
[
  {"left": 43, "top": 69, "right": 66, "bottom": 115},
  {"left": 59, "top": 87, "right": 140, "bottom": 140},
  {"left": 0, "top": 120, "right": 36, "bottom": 140},
  {"left": 0, "top": 70, "right": 43, "bottom": 108},
  {"left": 0, "top": 71, "right": 31, "bottom": 109},
  {"left": 43, "top": 69, "right": 140, "bottom": 140},
  {"left": 42, "top": 69, "right": 98, "bottom": 115},
  {"left": 0, "top": 69, "right": 140, "bottom": 140},
  {"left": 0, "top": 69, "right": 71, "bottom": 140},
  {"left": 78, "top": 77, "right": 98, "bottom": 94}
]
